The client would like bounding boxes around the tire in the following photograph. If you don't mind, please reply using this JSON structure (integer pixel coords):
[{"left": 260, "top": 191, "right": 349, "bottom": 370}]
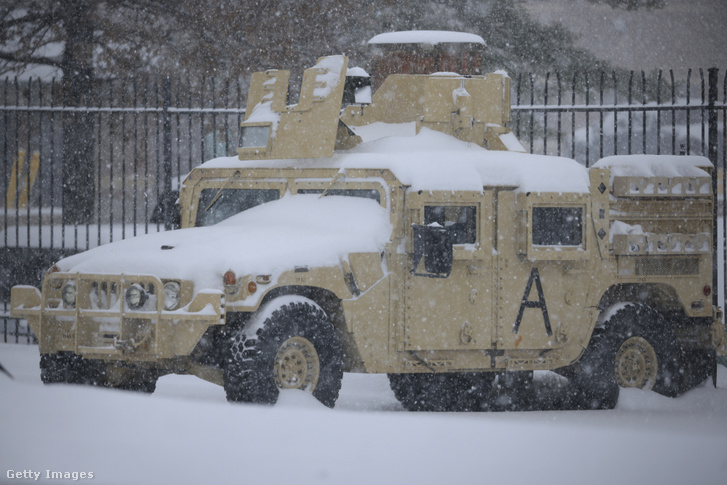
[
  {"left": 40, "top": 354, "right": 66, "bottom": 384},
  {"left": 224, "top": 298, "right": 344, "bottom": 408},
  {"left": 114, "top": 378, "right": 157, "bottom": 393},
  {"left": 39, "top": 353, "right": 106, "bottom": 386},
  {"left": 488, "top": 371, "right": 536, "bottom": 411},
  {"left": 656, "top": 347, "right": 715, "bottom": 395},
  {"left": 677, "top": 348, "right": 716, "bottom": 391},
  {"left": 606, "top": 304, "right": 681, "bottom": 397},
  {"left": 388, "top": 373, "right": 450, "bottom": 411},
  {"left": 565, "top": 332, "right": 620, "bottom": 410},
  {"left": 388, "top": 372, "right": 494, "bottom": 412}
]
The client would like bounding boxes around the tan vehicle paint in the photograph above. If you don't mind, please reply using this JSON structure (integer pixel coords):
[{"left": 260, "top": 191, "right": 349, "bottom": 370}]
[{"left": 11, "top": 55, "right": 726, "bottom": 410}]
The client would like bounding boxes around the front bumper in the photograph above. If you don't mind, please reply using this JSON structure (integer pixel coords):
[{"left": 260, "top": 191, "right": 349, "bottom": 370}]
[{"left": 11, "top": 273, "right": 225, "bottom": 361}]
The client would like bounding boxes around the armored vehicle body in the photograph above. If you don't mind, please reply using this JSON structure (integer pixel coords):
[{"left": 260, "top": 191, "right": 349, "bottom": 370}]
[{"left": 12, "top": 55, "right": 726, "bottom": 410}]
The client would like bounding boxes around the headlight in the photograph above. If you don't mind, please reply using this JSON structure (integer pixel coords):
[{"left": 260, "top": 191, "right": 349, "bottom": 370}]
[
  {"left": 125, "top": 284, "right": 148, "bottom": 310},
  {"left": 62, "top": 282, "right": 76, "bottom": 308},
  {"left": 163, "top": 282, "right": 181, "bottom": 310}
]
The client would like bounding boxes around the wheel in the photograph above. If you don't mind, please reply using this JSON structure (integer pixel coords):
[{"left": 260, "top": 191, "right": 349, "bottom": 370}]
[
  {"left": 224, "top": 298, "right": 343, "bottom": 408},
  {"left": 565, "top": 303, "right": 687, "bottom": 408},
  {"left": 388, "top": 372, "right": 494, "bottom": 411},
  {"left": 677, "top": 348, "right": 716, "bottom": 391},
  {"left": 40, "top": 354, "right": 66, "bottom": 383},
  {"left": 614, "top": 335, "right": 659, "bottom": 390},
  {"left": 565, "top": 331, "right": 620, "bottom": 410},
  {"left": 39, "top": 353, "right": 106, "bottom": 386},
  {"left": 488, "top": 371, "right": 535, "bottom": 411},
  {"left": 113, "top": 378, "right": 157, "bottom": 393},
  {"left": 388, "top": 373, "right": 449, "bottom": 411},
  {"left": 606, "top": 304, "right": 681, "bottom": 397}
]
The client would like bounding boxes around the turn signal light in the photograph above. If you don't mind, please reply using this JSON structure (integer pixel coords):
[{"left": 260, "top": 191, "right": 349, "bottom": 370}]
[
  {"left": 48, "top": 265, "right": 63, "bottom": 289},
  {"left": 223, "top": 270, "right": 237, "bottom": 287},
  {"left": 247, "top": 281, "right": 258, "bottom": 295}
]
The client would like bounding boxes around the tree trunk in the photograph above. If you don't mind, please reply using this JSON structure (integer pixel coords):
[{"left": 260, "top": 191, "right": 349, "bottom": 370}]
[{"left": 60, "top": 1, "right": 96, "bottom": 226}]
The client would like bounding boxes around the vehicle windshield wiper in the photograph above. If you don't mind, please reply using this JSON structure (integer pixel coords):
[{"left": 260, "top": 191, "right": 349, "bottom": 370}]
[
  {"left": 205, "top": 171, "right": 240, "bottom": 212},
  {"left": 319, "top": 169, "right": 347, "bottom": 199}
]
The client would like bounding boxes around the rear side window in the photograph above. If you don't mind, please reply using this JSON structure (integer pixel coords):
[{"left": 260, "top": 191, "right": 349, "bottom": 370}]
[
  {"left": 195, "top": 188, "right": 279, "bottom": 226},
  {"left": 532, "top": 207, "right": 583, "bottom": 246}
]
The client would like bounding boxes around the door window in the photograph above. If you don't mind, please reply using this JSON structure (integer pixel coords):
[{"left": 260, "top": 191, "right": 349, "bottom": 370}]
[{"left": 424, "top": 206, "right": 477, "bottom": 244}]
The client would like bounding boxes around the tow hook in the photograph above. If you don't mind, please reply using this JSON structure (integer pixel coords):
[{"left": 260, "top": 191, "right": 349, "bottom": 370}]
[{"left": 113, "top": 335, "right": 149, "bottom": 354}]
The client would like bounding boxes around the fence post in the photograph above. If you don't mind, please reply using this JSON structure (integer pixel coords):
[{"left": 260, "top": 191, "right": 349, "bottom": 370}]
[
  {"left": 707, "top": 67, "right": 719, "bottom": 308},
  {"left": 162, "top": 77, "right": 174, "bottom": 231}
]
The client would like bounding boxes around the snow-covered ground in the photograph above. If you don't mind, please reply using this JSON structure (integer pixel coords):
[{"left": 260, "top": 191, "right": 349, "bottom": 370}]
[{"left": 1, "top": 343, "right": 725, "bottom": 485}]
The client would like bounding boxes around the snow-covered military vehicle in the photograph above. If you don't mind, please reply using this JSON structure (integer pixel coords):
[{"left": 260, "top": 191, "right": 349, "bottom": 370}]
[{"left": 11, "top": 56, "right": 727, "bottom": 410}]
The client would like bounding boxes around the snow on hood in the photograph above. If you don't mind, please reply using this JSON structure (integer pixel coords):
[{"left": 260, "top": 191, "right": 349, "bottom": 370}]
[
  {"left": 202, "top": 128, "right": 590, "bottom": 194},
  {"left": 57, "top": 195, "right": 392, "bottom": 291}
]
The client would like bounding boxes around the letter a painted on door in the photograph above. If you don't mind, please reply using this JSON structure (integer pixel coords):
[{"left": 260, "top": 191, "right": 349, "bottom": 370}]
[{"left": 513, "top": 267, "right": 552, "bottom": 336}]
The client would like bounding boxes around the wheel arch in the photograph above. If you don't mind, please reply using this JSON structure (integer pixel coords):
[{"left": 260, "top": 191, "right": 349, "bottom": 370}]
[
  {"left": 257, "top": 285, "right": 344, "bottom": 327},
  {"left": 195, "top": 285, "right": 349, "bottom": 366},
  {"left": 596, "top": 283, "right": 686, "bottom": 325}
]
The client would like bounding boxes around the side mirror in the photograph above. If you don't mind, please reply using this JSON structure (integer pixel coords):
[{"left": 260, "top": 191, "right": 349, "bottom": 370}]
[{"left": 410, "top": 224, "right": 453, "bottom": 278}]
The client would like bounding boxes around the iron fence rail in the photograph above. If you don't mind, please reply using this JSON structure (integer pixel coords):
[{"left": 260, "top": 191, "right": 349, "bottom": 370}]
[
  {"left": 510, "top": 68, "right": 726, "bottom": 164},
  {"left": 2, "top": 68, "right": 726, "bottom": 343},
  {"left": 1, "top": 312, "right": 36, "bottom": 344}
]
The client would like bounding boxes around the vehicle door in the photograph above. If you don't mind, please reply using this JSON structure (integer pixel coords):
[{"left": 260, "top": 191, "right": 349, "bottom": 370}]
[
  {"left": 495, "top": 192, "right": 591, "bottom": 354},
  {"left": 401, "top": 190, "right": 495, "bottom": 352}
]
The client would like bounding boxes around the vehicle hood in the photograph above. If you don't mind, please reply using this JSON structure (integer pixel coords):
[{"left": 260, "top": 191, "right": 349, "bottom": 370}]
[{"left": 56, "top": 195, "right": 392, "bottom": 291}]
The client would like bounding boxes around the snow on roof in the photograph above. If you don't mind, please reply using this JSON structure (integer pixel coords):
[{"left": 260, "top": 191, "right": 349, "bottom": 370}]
[
  {"left": 311, "top": 55, "right": 345, "bottom": 98},
  {"left": 368, "top": 31, "right": 485, "bottom": 46},
  {"left": 57, "top": 195, "right": 392, "bottom": 291},
  {"left": 593, "top": 155, "right": 712, "bottom": 179},
  {"left": 57, "top": 131, "right": 590, "bottom": 291},
  {"left": 346, "top": 67, "right": 369, "bottom": 77},
  {"left": 202, "top": 127, "right": 590, "bottom": 194}
]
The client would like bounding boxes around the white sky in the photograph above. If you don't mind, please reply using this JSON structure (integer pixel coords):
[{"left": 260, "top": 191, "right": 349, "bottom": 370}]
[{"left": 525, "top": 0, "right": 727, "bottom": 73}]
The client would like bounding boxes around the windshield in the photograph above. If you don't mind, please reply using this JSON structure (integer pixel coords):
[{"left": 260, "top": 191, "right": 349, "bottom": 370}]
[{"left": 195, "top": 188, "right": 280, "bottom": 227}]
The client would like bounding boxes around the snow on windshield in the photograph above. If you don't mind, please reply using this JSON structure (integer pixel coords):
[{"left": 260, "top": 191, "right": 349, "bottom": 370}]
[
  {"left": 203, "top": 128, "right": 591, "bottom": 194},
  {"left": 56, "top": 195, "right": 392, "bottom": 291}
]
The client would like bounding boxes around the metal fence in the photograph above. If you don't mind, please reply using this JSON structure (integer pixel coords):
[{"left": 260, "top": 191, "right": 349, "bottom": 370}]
[
  {"left": 2, "top": 68, "right": 726, "bottom": 343},
  {"left": 510, "top": 68, "right": 725, "bottom": 167}
]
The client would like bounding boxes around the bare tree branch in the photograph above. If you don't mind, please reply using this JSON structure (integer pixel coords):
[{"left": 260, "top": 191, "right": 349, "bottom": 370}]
[
  {"left": 586, "top": 0, "right": 665, "bottom": 9},
  {"left": 0, "top": 50, "right": 63, "bottom": 68},
  {"left": 0, "top": 11, "right": 55, "bottom": 28}
]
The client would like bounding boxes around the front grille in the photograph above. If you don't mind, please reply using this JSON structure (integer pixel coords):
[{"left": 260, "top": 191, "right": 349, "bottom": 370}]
[
  {"left": 89, "top": 281, "right": 121, "bottom": 310},
  {"left": 45, "top": 274, "right": 160, "bottom": 312}
]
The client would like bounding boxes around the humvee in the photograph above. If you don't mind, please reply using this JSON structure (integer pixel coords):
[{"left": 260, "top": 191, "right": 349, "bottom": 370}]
[{"left": 11, "top": 55, "right": 726, "bottom": 410}]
